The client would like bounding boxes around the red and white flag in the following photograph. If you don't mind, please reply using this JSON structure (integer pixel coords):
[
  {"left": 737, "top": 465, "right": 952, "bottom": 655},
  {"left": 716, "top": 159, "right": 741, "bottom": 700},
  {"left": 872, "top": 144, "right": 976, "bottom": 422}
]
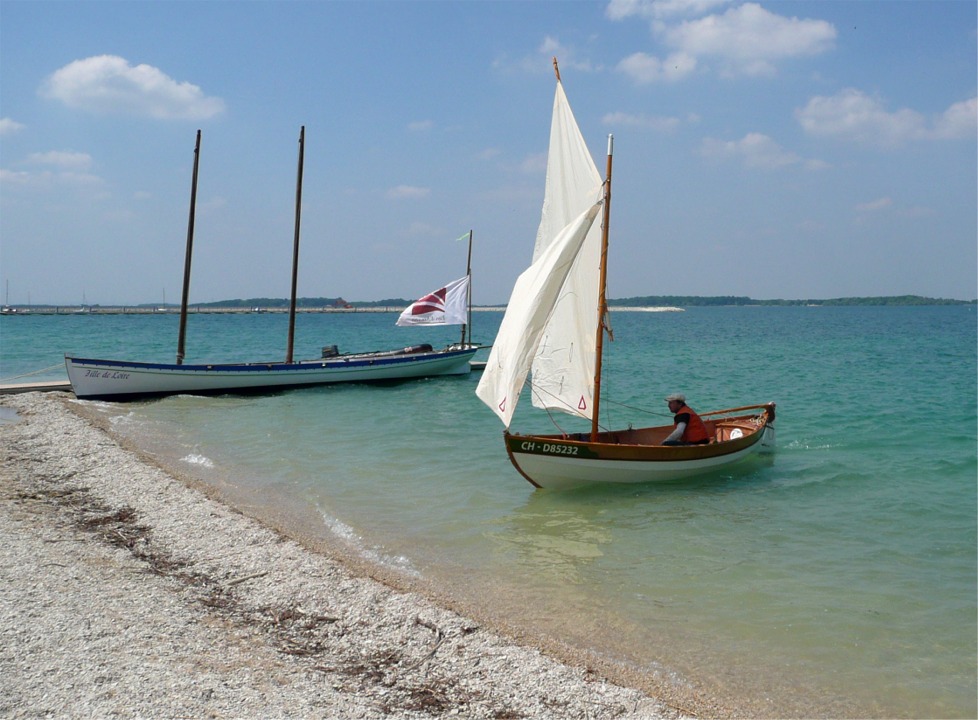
[{"left": 396, "top": 275, "right": 470, "bottom": 326}]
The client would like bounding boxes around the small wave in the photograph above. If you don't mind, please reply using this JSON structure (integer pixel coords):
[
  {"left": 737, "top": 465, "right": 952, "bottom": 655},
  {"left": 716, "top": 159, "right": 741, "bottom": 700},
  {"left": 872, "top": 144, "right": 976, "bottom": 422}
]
[
  {"left": 181, "top": 453, "right": 215, "bottom": 468},
  {"left": 321, "top": 512, "right": 420, "bottom": 577}
]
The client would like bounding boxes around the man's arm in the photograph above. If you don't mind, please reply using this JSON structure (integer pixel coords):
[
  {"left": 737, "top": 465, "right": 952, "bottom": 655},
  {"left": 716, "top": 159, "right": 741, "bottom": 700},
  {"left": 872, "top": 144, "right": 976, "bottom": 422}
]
[{"left": 663, "top": 421, "right": 686, "bottom": 443}]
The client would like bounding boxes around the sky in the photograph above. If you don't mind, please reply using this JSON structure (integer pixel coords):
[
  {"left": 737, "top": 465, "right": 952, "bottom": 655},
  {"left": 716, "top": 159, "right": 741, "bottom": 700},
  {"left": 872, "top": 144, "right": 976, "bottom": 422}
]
[{"left": 1, "top": 0, "right": 975, "bottom": 306}]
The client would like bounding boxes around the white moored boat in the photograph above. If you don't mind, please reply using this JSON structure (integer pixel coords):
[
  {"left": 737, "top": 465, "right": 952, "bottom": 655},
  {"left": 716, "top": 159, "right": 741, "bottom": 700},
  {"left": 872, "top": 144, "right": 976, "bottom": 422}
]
[
  {"left": 65, "top": 344, "right": 476, "bottom": 401},
  {"left": 66, "top": 129, "right": 480, "bottom": 402}
]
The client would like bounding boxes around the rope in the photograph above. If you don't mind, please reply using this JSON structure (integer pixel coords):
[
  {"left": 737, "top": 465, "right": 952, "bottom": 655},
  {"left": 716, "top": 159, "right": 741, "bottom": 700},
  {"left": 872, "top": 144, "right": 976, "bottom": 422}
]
[
  {"left": 526, "top": 380, "right": 620, "bottom": 436},
  {"left": 603, "top": 397, "right": 672, "bottom": 419},
  {"left": 0, "top": 363, "right": 64, "bottom": 383}
]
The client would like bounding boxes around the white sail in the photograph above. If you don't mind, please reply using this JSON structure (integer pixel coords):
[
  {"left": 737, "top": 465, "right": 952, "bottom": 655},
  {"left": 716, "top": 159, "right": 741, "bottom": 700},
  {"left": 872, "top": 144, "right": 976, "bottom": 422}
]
[
  {"left": 475, "top": 201, "right": 602, "bottom": 427},
  {"left": 529, "top": 79, "right": 604, "bottom": 420}
]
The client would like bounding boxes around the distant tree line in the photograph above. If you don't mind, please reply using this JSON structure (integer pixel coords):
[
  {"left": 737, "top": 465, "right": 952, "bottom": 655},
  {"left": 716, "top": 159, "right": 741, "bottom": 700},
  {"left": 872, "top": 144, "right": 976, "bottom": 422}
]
[
  {"left": 126, "top": 294, "right": 975, "bottom": 310},
  {"left": 608, "top": 295, "right": 976, "bottom": 307},
  {"left": 181, "top": 297, "right": 412, "bottom": 309}
]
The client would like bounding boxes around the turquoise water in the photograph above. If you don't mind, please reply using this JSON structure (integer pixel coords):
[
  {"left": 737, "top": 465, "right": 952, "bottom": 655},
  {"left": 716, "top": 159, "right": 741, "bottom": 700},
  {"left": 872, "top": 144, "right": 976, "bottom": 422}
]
[{"left": 2, "top": 306, "right": 975, "bottom": 717}]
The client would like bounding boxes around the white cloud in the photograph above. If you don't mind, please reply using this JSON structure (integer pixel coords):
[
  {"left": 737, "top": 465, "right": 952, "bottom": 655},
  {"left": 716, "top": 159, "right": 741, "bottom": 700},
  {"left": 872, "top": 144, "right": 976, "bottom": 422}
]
[
  {"left": 28, "top": 150, "right": 93, "bottom": 169},
  {"left": 386, "top": 185, "right": 430, "bottom": 199},
  {"left": 407, "top": 221, "right": 438, "bottom": 236},
  {"left": 540, "top": 36, "right": 597, "bottom": 75},
  {"left": 408, "top": 120, "right": 433, "bottom": 132},
  {"left": 520, "top": 152, "right": 548, "bottom": 174},
  {"left": 617, "top": 51, "right": 697, "bottom": 83},
  {"left": 606, "top": 0, "right": 731, "bottom": 22},
  {"left": 40, "top": 55, "right": 225, "bottom": 120},
  {"left": 0, "top": 167, "right": 104, "bottom": 193},
  {"left": 700, "top": 132, "right": 825, "bottom": 170},
  {"left": 933, "top": 97, "right": 978, "bottom": 140},
  {"left": 796, "top": 89, "right": 977, "bottom": 146},
  {"left": 612, "top": 1, "right": 835, "bottom": 81},
  {"left": 0, "top": 118, "right": 25, "bottom": 135},
  {"left": 855, "top": 197, "right": 892, "bottom": 212},
  {"left": 0, "top": 168, "right": 31, "bottom": 185},
  {"left": 663, "top": 3, "right": 836, "bottom": 77},
  {"left": 602, "top": 111, "right": 681, "bottom": 132}
]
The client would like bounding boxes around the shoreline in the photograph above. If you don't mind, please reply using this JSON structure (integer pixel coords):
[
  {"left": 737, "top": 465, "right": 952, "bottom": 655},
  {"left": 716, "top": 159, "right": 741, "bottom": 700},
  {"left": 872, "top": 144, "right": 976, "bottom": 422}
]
[{"left": 0, "top": 391, "right": 727, "bottom": 719}]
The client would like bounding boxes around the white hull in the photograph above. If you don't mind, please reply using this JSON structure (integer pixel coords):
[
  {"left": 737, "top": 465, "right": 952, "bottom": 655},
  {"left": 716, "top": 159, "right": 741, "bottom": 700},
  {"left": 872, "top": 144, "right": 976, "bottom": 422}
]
[
  {"left": 66, "top": 346, "right": 478, "bottom": 401},
  {"left": 503, "top": 405, "right": 776, "bottom": 489},
  {"left": 508, "top": 426, "right": 774, "bottom": 490}
]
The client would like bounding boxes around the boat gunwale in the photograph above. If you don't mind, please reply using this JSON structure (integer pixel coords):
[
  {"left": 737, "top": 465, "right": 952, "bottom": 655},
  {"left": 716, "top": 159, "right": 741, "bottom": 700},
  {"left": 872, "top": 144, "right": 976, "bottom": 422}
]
[
  {"left": 64, "top": 346, "right": 478, "bottom": 374},
  {"left": 503, "top": 404, "right": 775, "bottom": 464}
]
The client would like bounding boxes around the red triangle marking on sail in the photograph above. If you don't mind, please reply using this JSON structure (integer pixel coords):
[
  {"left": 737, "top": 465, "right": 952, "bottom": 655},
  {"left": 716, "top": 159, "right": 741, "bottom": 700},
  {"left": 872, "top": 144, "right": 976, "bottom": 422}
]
[
  {"left": 498, "top": 398, "right": 506, "bottom": 412},
  {"left": 578, "top": 396, "right": 587, "bottom": 410}
]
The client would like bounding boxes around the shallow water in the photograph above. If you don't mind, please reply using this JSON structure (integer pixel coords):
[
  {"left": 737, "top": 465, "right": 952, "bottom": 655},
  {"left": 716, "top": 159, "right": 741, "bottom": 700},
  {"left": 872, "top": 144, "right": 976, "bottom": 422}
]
[{"left": 3, "top": 306, "right": 975, "bottom": 717}]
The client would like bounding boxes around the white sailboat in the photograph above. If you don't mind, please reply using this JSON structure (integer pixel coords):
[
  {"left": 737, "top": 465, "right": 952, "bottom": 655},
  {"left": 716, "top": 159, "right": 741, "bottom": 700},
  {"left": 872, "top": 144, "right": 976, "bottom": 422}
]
[
  {"left": 476, "top": 60, "right": 775, "bottom": 489},
  {"left": 66, "top": 128, "right": 477, "bottom": 401}
]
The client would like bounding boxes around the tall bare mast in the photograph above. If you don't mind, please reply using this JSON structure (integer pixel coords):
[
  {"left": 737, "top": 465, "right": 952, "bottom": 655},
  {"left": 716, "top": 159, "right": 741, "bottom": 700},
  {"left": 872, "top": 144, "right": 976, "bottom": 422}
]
[
  {"left": 590, "top": 134, "right": 613, "bottom": 441},
  {"left": 460, "top": 229, "right": 473, "bottom": 347},
  {"left": 286, "top": 126, "right": 305, "bottom": 363},
  {"left": 176, "top": 129, "right": 201, "bottom": 366}
]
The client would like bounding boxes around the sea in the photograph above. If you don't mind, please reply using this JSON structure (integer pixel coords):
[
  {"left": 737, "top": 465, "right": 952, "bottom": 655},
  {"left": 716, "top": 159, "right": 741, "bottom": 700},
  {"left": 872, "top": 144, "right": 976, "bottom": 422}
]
[{"left": 2, "top": 305, "right": 975, "bottom": 718}]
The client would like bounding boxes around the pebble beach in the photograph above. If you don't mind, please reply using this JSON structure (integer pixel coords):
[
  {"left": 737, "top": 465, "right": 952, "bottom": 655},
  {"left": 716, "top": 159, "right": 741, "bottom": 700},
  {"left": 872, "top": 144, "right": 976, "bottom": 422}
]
[{"left": 0, "top": 391, "right": 726, "bottom": 719}]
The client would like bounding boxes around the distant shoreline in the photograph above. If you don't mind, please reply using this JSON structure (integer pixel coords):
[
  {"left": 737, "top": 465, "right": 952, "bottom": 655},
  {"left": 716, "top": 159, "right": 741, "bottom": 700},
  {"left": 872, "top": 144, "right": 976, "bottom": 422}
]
[{"left": 1, "top": 294, "right": 974, "bottom": 315}]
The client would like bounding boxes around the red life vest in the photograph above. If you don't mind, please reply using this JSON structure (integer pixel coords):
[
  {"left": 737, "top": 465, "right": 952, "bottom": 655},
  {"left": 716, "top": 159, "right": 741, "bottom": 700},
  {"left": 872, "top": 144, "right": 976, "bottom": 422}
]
[{"left": 675, "top": 404, "right": 710, "bottom": 444}]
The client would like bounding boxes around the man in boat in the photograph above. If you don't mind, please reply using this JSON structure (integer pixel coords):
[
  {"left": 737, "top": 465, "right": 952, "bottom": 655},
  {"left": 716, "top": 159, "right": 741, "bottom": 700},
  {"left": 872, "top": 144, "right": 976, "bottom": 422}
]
[{"left": 662, "top": 393, "right": 711, "bottom": 446}]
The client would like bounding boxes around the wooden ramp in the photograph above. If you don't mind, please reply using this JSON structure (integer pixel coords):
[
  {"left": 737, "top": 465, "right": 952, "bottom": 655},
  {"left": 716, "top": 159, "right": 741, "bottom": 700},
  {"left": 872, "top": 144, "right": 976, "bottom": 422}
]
[{"left": 0, "top": 380, "right": 73, "bottom": 396}]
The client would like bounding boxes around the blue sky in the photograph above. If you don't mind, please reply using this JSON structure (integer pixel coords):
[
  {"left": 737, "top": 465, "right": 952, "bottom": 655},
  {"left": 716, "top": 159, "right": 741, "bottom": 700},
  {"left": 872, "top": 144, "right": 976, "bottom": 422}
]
[{"left": 1, "top": 0, "right": 975, "bottom": 305}]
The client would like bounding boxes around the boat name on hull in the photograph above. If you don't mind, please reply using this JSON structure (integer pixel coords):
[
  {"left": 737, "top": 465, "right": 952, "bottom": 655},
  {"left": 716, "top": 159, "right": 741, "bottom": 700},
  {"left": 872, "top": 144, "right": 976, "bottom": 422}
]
[{"left": 520, "top": 440, "right": 579, "bottom": 456}]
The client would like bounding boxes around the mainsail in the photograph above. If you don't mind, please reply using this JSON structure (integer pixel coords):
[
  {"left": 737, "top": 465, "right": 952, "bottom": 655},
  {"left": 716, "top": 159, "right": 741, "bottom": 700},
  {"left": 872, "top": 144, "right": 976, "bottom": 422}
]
[
  {"left": 475, "top": 74, "right": 604, "bottom": 427},
  {"left": 530, "top": 79, "right": 603, "bottom": 419}
]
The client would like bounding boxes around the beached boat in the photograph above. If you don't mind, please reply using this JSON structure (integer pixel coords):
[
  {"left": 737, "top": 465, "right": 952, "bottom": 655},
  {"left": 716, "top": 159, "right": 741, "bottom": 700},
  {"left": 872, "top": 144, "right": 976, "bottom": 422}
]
[
  {"left": 476, "top": 60, "right": 775, "bottom": 489},
  {"left": 66, "top": 128, "right": 478, "bottom": 401},
  {"left": 65, "top": 345, "right": 476, "bottom": 401}
]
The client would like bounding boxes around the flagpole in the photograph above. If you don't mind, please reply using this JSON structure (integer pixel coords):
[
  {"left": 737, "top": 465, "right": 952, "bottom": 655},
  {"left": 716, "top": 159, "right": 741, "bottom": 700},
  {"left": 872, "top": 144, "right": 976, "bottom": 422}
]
[{"left": 461, "top": 229, "right": 473, "bottom": 347}]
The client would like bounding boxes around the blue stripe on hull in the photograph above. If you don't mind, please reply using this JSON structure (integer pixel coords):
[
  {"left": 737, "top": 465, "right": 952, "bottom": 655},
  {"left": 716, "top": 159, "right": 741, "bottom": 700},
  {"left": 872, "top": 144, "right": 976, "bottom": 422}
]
[{"left": 66, "top": 348, "right": 478, "bottom": 401}]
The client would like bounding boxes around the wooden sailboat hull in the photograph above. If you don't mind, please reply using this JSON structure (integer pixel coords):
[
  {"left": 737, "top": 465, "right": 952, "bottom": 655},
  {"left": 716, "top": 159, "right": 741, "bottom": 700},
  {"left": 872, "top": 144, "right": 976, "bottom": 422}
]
[
  {"left": 503, "top": 404, "right": 776, "bottom": 489},
  {"left": 65, "top": 346, "right": 478, "bottom": 401}
]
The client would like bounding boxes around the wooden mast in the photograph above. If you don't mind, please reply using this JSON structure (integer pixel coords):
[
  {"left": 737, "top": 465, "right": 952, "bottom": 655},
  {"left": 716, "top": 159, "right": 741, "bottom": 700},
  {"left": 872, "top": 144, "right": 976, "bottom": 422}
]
[
  {"left": 590, "top": 134, "right": 613, "bottom": 441},
  {"left": 286, "top": 126, "right": 305, "bottom": 363},
  {"left": 176, "top": 129, "right": 201, "bottom": 366}
]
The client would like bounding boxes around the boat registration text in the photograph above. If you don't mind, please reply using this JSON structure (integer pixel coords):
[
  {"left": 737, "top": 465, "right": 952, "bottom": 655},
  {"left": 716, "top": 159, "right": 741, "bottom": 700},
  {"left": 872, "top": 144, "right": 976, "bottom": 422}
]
[{"left": 518, "top": 440, "right": 579, "bottom": 456}]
